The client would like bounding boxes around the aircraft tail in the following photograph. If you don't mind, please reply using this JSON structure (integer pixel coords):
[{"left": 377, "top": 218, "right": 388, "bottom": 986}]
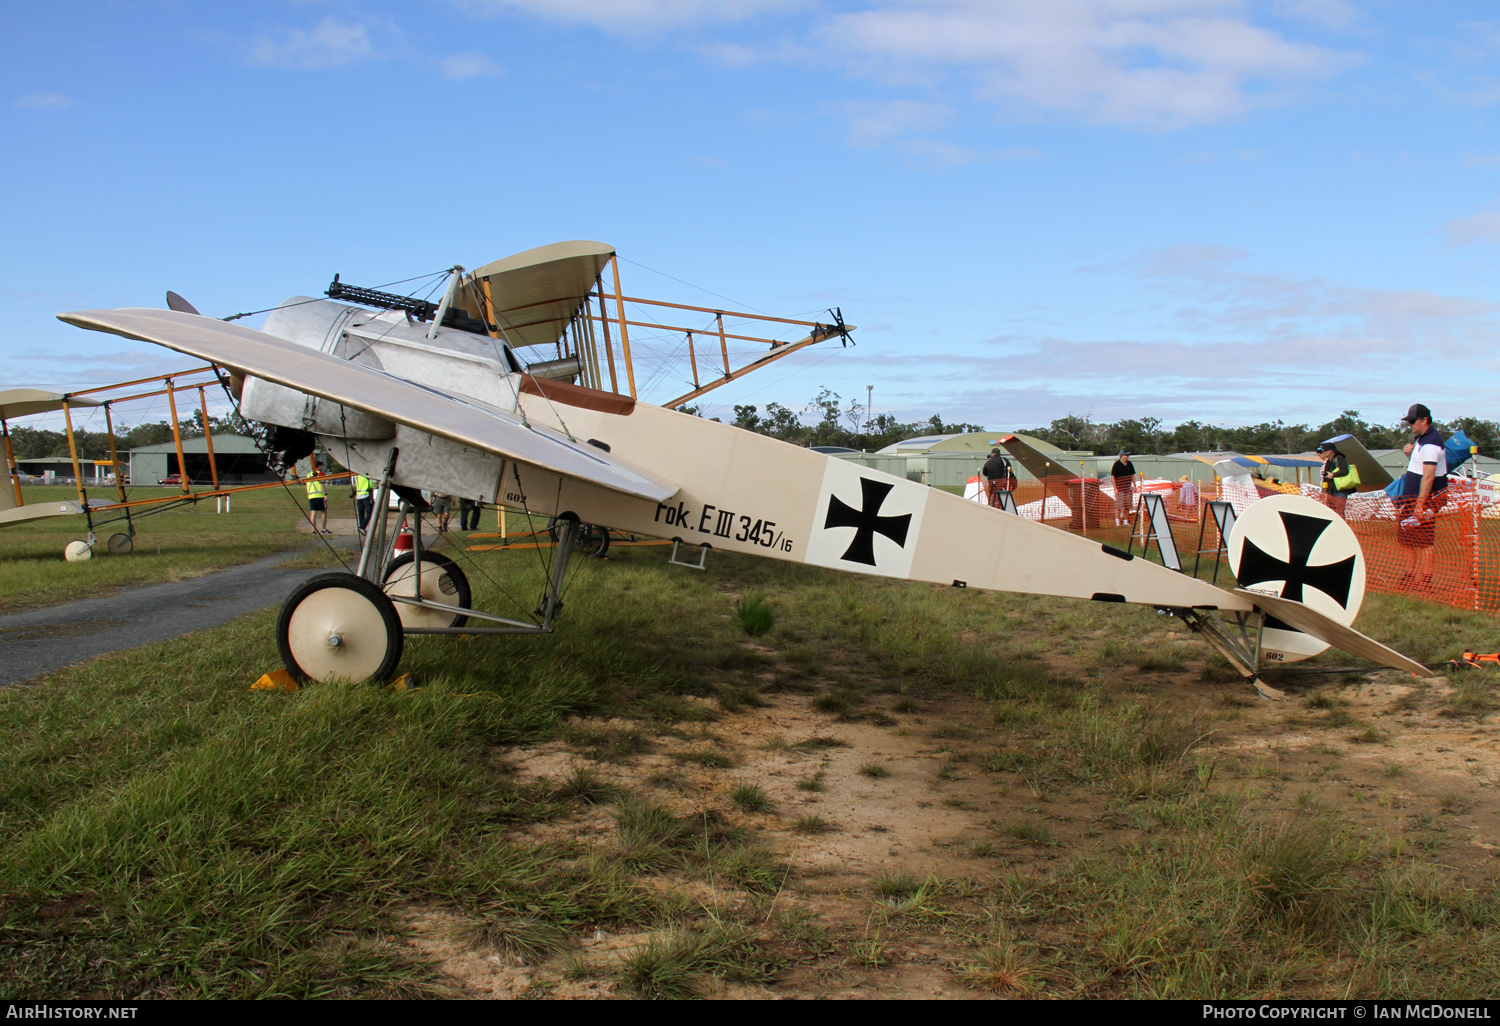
[
  {"left": 1234, "top": 588, "right": 1429, "bottom": 676},
  {"left": 998, "top": 434, "right": 1082, "bottom": 485},
  {"left": 1319, "top": 433, "right": 1394, "bottom": 493}
]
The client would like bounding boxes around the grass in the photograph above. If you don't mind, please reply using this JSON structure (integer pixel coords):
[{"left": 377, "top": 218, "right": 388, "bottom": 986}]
[
  {"left": 811, "top": 688, "right": 864, "bottom": 718},
  {"left": 858, "top": 762, "right": 891, "bottom": 778},
  {"left": 734, "top": 593, "right": 775, "bottom": 637},
  {"left": 1005, "top": 818, "right": 1055, "bottom": 845},
  {"left": 795, "top": 772, "right": 826, "bottom": 793},
  {"left": 674, "top": 749, "right": 733, "bottom": 769},
  {"left": 616, "top": 924, "right": 779, "bottom": 998},
  {"left": 6, "top": 531, "right": 1500, "bottom": 998},
  {"left": 728, "top": 782, "right": 773, "bottom": 813},
  {"left": 792, "top": 814, "right": 831, "bottom": 835},
  {"left": 0, "top": 484, "right": 341, "bottom": 613}
]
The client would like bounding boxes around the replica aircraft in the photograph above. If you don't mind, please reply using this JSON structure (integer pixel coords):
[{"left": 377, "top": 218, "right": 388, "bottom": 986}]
[{"left": 54, "top": 241, "right": 1429, "bottom": 697}]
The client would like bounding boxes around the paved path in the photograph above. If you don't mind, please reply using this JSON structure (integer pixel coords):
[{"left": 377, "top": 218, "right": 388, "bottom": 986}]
[{"left": 0, "top": 547, "right": 354, "bottom": 687}]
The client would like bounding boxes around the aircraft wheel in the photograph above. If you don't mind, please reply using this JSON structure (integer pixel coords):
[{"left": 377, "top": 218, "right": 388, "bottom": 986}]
[
  {"left": 108, "top": 533, "right": 133, "bottom": 555},
  {"left": 579, "top": 524, "right": 611, "bottom": 559},
  {"left": 64, "top": 540, "right": 92, "bottom": 562},
  {"left": 277, "top": 572, "right": 403, "bottom": 683},
  {"left": 548, "top": 512, "right": 609, "bottom": 558},
  {"left": 382, "top": 552, "right": 471, "bottom": 629}
]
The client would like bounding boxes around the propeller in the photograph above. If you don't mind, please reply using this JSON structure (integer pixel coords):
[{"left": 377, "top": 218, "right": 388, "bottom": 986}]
[{"left": 165, "top": 291, "right": 201, "bottom": 315}]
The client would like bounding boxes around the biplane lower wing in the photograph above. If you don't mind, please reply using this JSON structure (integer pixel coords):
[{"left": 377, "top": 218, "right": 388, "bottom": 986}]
[
  {"left": 1234, "top": 588, "right": 1428, "bottom": 676},
  {"left": 0, "top": 500, "right": 84, "bottom": 527},
  {"left": 57, "top": 309, "right": 677, "bottom": 504}
]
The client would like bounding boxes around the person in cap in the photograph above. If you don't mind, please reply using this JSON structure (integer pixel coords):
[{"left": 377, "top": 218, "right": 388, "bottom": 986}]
[
  {"left": 1316, "top": 441, "right": 1359, "bottom": 515},
  {"left": 981, "top": 447, "right": 1016, "bottom": 508},
  {"left": 1395, "top": 403, "right": 1448, "bottom": 591},
  {"left": 1109, "top": 450, "right": 1135, "bottom": 526}
]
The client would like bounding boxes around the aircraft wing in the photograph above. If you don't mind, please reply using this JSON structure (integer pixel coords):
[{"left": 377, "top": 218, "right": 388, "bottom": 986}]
[
  {"left": 998, "top": 434, "right": 1082, "bottom": 482},
  {"left": 1318, "top": 433, "right": 1394, "bottom": 492},
  {"left": 1235, "top": 588, "right": 1428, "bottom": 676},
  {"left": 0, "top": 500, "right": 85, "bottom": 527},
  {"left": 0, "top": 389, "right": 102, "bottom": 420},
  {"left": 57, "top": 308, "right": 678, "bottom": 504}
]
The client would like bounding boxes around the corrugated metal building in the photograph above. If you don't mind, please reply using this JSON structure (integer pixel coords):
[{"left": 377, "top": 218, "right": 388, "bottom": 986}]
[{"left": 128, "top": 435, "right": 272, "bottom": 485}]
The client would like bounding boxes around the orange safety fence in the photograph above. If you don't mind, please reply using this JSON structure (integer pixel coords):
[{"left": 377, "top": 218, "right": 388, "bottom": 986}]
[{"left": 972, "top": 474, "right": 1500, "bottom": 614}]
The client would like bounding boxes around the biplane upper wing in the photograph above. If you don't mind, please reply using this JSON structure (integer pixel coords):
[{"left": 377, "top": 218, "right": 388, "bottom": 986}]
[
  {"left": 0, "top": 389, "right": 102, "bottom": 420},
  {"left": 57, "top": 308, "right": 678, "bottom": 504},
  {"left": 1234, "top": 588, "right": 1428, "bottom": 676}
]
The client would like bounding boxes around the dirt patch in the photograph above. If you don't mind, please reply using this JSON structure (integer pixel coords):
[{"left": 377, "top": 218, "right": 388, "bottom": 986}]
[{"left": 401, "top": 636, "right": 1500, "bottom": 999}]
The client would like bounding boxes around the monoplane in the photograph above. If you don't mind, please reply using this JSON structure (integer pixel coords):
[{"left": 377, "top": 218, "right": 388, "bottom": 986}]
[{"left": 55, "top": 240, "right": 1429, "bottom": 697}]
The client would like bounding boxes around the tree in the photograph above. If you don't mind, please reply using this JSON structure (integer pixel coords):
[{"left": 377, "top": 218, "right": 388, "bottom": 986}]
[{"left": 732, "top": 405, "right": 761, "bottom": 432}]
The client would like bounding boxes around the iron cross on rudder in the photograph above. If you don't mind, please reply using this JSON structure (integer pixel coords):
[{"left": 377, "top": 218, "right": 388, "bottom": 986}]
[
  {"left": 823, "top": 478, "right": 912, "bottom": 566},
  {"left": 1237, "top": 510, "right": 1356, "bottom": 610}
]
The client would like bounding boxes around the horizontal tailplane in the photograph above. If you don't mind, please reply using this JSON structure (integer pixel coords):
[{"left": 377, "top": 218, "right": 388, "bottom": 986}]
[{"left": 1234, "top": 588, "right": 1428, "bottom": 676}]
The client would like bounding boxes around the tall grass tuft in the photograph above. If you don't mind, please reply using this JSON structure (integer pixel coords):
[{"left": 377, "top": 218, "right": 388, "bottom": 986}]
[
  {"left": 735, "top": 593, "right": 775, "bottom": 637},
  {"left": 1238, "top": 813, "right": 1356, "bottom": 923},
  {"left": 617, "top": 925, "right": 779, "bottom": 998}
]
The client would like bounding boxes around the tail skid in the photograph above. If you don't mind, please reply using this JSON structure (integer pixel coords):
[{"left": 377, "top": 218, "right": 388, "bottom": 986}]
[{"left": 1177, "top": 589, "right": 1428, "bottom": 701}]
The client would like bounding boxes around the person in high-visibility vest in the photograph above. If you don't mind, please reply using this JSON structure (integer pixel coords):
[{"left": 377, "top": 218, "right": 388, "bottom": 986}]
[
  {"left": 305, "top": 476, "right": 329, "bottom": 534},
  {"left": 353, "top": 474, "right": 373, "bottom": 536}
]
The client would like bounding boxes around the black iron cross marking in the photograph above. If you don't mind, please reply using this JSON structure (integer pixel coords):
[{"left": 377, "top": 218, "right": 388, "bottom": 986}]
[
  {"left": 1238, "top": 511, "right": 1356, "bottom": 610},
  {"left": 824, "top": 477, "right": 912, "bottom": 566}
]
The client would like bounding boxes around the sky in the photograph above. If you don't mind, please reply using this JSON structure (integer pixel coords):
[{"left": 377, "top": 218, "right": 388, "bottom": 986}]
[{"left": 5, "top": 1, "right": 1500, "bottom": 437}]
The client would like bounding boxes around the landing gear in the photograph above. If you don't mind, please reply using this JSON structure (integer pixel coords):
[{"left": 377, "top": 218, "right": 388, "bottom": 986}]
[
  {"left": 382, "top": 551, "right": 471, "bottom": 629},
  {"left": 276, "top": 454, "right": 582, "bottom": 685},
  {"left": 277, "top": 572, "right": 404, "bottom": 683},
  {"left": 108, "top": 532, "right": 133, "bottom": 555},
  {"left": 550, "top": 513, "right": 609, "bottom": 558}
]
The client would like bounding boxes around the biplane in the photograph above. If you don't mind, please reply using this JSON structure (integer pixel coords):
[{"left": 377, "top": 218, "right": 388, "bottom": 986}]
[
  {"left": 0, "top": 370, "right": 355, "bottom": 560},
  {"left": 54, "top": 240, "right": 1429, "bottom": 697}
]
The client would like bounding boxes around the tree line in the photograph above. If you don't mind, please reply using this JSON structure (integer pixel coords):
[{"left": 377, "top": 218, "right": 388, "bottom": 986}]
[
  {"left": 695, "top": 393, "right": 1500, "bottom": 458},
  {"left": 15, "top": 390, "right": 1494, "bottom": 463},
  {"left": 680, "top": 388, "right": 984, "bottom": 451},
  {"left": 1023, "top": 411, "right": 1500, "bottom": 458},
  {"left": 6, "top": 410, "right": 250, "bottom": 462}
]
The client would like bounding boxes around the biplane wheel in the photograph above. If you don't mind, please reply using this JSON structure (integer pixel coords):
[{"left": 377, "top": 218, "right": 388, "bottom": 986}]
[
  {"left": 548, "top": 512, "right": 610, "bottom": 558},
  {"left": 107, "top": 533, "right": 133, "bottom": 555},
  {"left": 64, "top": 540, "right": 92, "bottom": 562},
  {"left": 578, "top": 524, "right": 611, "bottom": 559},
  {"left": 382, "top": 552, "right": 471, "bottom": 630},
  {"left": 277, "top": 572, "right": 404, "bottom": 684}
]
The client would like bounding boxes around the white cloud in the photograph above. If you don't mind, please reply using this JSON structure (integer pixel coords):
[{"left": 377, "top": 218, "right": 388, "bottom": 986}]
[
  {"left": 836, "top": 98, "right": 952, "bottom": 148},
  {"left": 463, "top": 0, "right": 803, "bottom": 32},
  {"left": 13, "top": 93, "right": 76, "bottom": 109},
  {"left": 441, "top": 52, "right": 502, "bottom": 79},
  {"left": 1440, "top": 207, "right": 1500, "bottom": 247},
  {"left": 1272, "top": 0, "right": 1358, "bottom": 31},
  {"left": 849, "top": 245, "right": 1500, "bottom": 426},
  {"left": 819, "top": 1, "right": 1348, "bottom": 128},
  {"left": 250, "top": 19, "right": 378, "bottom": 70}
]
